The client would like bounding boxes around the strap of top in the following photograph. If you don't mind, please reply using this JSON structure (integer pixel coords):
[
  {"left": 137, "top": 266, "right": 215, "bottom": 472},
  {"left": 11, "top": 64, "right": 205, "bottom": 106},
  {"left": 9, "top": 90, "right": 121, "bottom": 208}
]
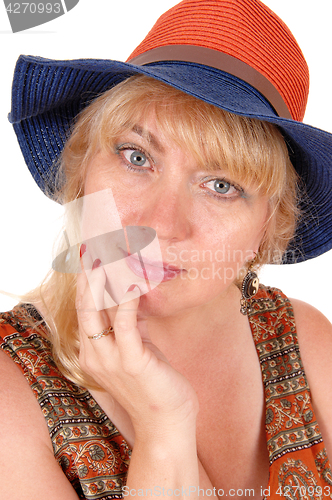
[{"left": 248, "top": 286, "right": 332, "bottom": 491}]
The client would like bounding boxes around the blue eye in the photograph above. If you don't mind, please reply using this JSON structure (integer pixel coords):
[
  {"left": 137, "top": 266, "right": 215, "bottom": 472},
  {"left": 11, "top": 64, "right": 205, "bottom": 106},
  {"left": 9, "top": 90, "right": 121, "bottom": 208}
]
[
  {"left": 213, "top": 180, "right": 231, "bottom": 194},
  {"left": 129, "top": 150, "right": 147, "bottom": 166},
  {"left": 117, "top": 146, "right": 151, "bottom": 169},
  {"left": 203, "top": 177, "right": 243, "bottom": 199}
]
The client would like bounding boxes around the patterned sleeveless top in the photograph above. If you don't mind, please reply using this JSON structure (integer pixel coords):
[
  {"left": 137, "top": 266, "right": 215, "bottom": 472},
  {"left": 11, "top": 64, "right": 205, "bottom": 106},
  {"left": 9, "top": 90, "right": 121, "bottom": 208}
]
[{"left": 0, "top": 286, "right": 331, "bottom": 499}]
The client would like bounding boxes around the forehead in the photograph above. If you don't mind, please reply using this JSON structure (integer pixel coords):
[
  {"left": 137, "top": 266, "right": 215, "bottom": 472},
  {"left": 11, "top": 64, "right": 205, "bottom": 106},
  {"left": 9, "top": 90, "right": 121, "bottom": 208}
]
[{"left": 130, "top": 124, "right": 166, "bottom": 154}]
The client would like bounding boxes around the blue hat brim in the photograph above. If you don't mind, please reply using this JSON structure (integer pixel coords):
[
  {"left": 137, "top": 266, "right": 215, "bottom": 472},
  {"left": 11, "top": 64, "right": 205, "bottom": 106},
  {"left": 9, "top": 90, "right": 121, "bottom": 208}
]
[{"left": 8, "top": 55, "right": 332, "bottom": 264}]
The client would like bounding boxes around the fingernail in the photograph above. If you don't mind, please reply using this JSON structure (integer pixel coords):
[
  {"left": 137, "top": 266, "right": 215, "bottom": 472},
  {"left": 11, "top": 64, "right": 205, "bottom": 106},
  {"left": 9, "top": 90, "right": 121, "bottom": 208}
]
[
  {"left": 92, "top": 258, "right": 101, "bottom": 270},
  {"left": 127, "top": 284, "right": 139, "bottom": 292},
  {"left": 80, "top": 243, "right": 86, "bottom": 258}
]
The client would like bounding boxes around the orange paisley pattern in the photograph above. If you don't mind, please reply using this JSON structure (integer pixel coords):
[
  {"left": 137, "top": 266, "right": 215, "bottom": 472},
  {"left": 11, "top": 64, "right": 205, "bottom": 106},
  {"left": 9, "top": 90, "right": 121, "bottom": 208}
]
[
  {"left": 0, "top": 304, "right": 130, "bottom": 499},
  {"left": 248, "top": 287, "right": 332, "bottom": 497},
  {"left": 0, "top": 286, "right": 331, "bottom": 498}
]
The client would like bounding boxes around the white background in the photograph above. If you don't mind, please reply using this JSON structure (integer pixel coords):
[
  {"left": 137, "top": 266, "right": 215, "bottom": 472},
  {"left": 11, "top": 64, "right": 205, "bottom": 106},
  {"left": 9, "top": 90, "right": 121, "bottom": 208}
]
[{"left": 0, "top": 1, "right": 331, "bottom": 321}]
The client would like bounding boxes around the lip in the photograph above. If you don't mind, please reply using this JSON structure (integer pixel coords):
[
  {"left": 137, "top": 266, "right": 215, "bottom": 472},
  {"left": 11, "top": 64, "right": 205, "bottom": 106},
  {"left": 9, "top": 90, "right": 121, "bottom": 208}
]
[{"left": 124, "top": 252, "right": 184, "bottom": 282}]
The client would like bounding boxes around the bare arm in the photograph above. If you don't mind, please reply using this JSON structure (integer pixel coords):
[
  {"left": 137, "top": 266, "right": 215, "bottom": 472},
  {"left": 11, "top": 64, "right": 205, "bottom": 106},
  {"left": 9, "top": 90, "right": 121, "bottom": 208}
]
[{"left": 0, "top": 349, "right": 80, "bottom": 500}]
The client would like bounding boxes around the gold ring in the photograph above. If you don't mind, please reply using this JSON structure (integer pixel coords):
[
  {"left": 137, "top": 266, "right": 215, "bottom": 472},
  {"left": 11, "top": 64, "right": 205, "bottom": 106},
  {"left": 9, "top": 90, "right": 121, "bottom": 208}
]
[{"left": 88, "top": 326, "right": 114, "bottom": 340}]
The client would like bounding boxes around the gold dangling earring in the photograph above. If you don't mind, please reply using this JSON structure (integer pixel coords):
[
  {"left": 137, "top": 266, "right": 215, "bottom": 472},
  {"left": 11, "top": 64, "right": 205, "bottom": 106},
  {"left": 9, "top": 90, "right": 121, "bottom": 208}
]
[{"left": 240, "top": 258, "right": 259, "bottom": 315}]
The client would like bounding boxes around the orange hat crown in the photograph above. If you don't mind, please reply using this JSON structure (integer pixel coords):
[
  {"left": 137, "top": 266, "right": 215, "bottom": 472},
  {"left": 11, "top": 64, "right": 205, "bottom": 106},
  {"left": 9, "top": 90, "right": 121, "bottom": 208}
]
[{"left": 128, "top": 0, "right": 309, "bottom": 122}]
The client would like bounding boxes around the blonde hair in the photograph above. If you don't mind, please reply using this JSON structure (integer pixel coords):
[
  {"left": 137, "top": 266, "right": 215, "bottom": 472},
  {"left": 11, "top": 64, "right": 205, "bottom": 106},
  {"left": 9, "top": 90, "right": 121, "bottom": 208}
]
[{"left": 22, "top": 75, "right": 300, "bottom": 388}]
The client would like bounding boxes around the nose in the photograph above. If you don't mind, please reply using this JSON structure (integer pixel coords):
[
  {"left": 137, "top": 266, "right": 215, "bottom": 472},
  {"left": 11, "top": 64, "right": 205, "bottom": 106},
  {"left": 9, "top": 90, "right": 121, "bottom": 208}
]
[{"left": 136, "top": 181, "right": 192, "bottom": 242}]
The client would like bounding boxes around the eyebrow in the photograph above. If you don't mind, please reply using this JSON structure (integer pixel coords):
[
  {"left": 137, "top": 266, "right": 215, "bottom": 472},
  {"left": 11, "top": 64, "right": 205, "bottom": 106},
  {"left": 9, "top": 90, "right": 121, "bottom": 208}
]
[{"left": 132, "top": 124, "right": 165, "bottom": 153}]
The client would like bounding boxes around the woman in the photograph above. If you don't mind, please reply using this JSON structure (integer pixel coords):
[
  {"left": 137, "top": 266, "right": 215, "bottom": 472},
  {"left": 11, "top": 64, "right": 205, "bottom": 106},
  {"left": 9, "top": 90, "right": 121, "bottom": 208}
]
[{"left": 1, "top": 0, "right": 332, "bottom": 498}]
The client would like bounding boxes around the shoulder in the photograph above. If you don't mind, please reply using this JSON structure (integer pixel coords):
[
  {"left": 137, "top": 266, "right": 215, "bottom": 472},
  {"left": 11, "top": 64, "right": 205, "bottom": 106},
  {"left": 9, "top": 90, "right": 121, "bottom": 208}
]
[
  {"left": 0, "top": 348, "right": 49, "bottom": 426},
  {"left": 0, "top": 306, "right": 56, "bottom": 452},
  {"left": 290, "top": 298, "right": 332, "bottom": 455},
  {"left": 0, "top": 311, "right": 81, "bottom": 499},
  {"left": 290, "top": 298, "right": 332, "bottom": 392},
  {"left": 0, "top": 350, "right": 80, "bottom": 499},
  {"left": 0, "top": 347, "right": 53, "bottom": 462},
  {"left": 291, "top": 298, "right": 332, "bottom": 364}
]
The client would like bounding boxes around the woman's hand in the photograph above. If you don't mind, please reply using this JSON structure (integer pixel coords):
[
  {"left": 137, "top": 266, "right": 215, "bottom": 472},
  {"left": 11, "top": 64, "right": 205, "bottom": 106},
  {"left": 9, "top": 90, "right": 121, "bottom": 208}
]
[
  {"left": 76, "top": 247, "right": 199, "bottom": 441},
  {"left": 76, "top": 246, "right": 202, "bottom": 498}
]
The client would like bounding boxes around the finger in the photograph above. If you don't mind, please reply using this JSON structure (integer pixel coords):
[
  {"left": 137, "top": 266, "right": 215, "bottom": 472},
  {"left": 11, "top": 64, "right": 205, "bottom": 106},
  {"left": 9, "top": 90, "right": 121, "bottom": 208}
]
[
  {"left": 113, "top": 287, "right": 145, "bottom": 365},
  {"left": 82, "top": 245, "right": 118, "bottom": 312},
  {"left": 77, "top": 249, "right": 109, "bottom": 340},
  {"left": 83, "top": 253, "right": 106, "bottom": 312},
  {"left": 137, "top": 317, "right": 150, "bottom": 342},
  {"left": 136, "top": 317, "right": 169, "bottom": 363},
  {"left": 76, "top": 245, "right": 91, "bottom": 308}
]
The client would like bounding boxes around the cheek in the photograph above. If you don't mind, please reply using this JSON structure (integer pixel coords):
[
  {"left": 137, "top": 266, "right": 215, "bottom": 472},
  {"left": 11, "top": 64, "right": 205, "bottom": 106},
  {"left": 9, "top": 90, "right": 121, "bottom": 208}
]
[
  {"left": 84, "top": 157, "right": 110, "bottom": 194},
  {"left": 84, "top": 167, "right": 141, "bottom": 225},
  {"left": 195, "top": 207, "right": 267, "bottom": 261},
  {"left": 180, "top": 206, "right": 268, "bottom": 290},
  {"left": 114, "top": 197, "right": 144, "bottom": 226}
]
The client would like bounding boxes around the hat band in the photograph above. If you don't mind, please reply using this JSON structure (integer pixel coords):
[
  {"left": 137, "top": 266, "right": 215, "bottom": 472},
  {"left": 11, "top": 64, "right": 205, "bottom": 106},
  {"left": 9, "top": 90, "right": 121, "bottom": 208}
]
[{"left": 128, "top": 45, "right": 292, "bottom": 120}]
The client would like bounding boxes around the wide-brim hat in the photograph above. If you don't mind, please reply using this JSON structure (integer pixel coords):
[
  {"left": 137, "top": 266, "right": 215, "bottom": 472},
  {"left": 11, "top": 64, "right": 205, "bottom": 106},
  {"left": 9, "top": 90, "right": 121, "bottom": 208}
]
[{"left": 8, "top": 0, "right": 332, "bottom": 264}]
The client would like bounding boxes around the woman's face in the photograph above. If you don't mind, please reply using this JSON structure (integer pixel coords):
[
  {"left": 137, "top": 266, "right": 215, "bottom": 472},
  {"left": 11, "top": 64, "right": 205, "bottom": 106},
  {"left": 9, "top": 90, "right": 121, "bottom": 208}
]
[{"left": 83, "top": 113, "right": 269, "bottom": 317}]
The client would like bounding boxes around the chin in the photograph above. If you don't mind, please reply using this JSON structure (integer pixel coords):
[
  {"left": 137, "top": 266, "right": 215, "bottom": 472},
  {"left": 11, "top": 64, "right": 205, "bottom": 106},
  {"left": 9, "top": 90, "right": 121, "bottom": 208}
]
[
  {"left": 136, "top": 281, "right": 222, "bottom": 319},
  {"left": 137, "top": 289, "right": 172, "bottom": 318}
]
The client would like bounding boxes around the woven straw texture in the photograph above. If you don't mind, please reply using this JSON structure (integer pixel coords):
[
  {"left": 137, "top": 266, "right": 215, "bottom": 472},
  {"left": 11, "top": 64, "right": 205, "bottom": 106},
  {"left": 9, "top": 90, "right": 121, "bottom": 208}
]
[{"left": 128, "top": 0, "right": 309, "bottom": 122}]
